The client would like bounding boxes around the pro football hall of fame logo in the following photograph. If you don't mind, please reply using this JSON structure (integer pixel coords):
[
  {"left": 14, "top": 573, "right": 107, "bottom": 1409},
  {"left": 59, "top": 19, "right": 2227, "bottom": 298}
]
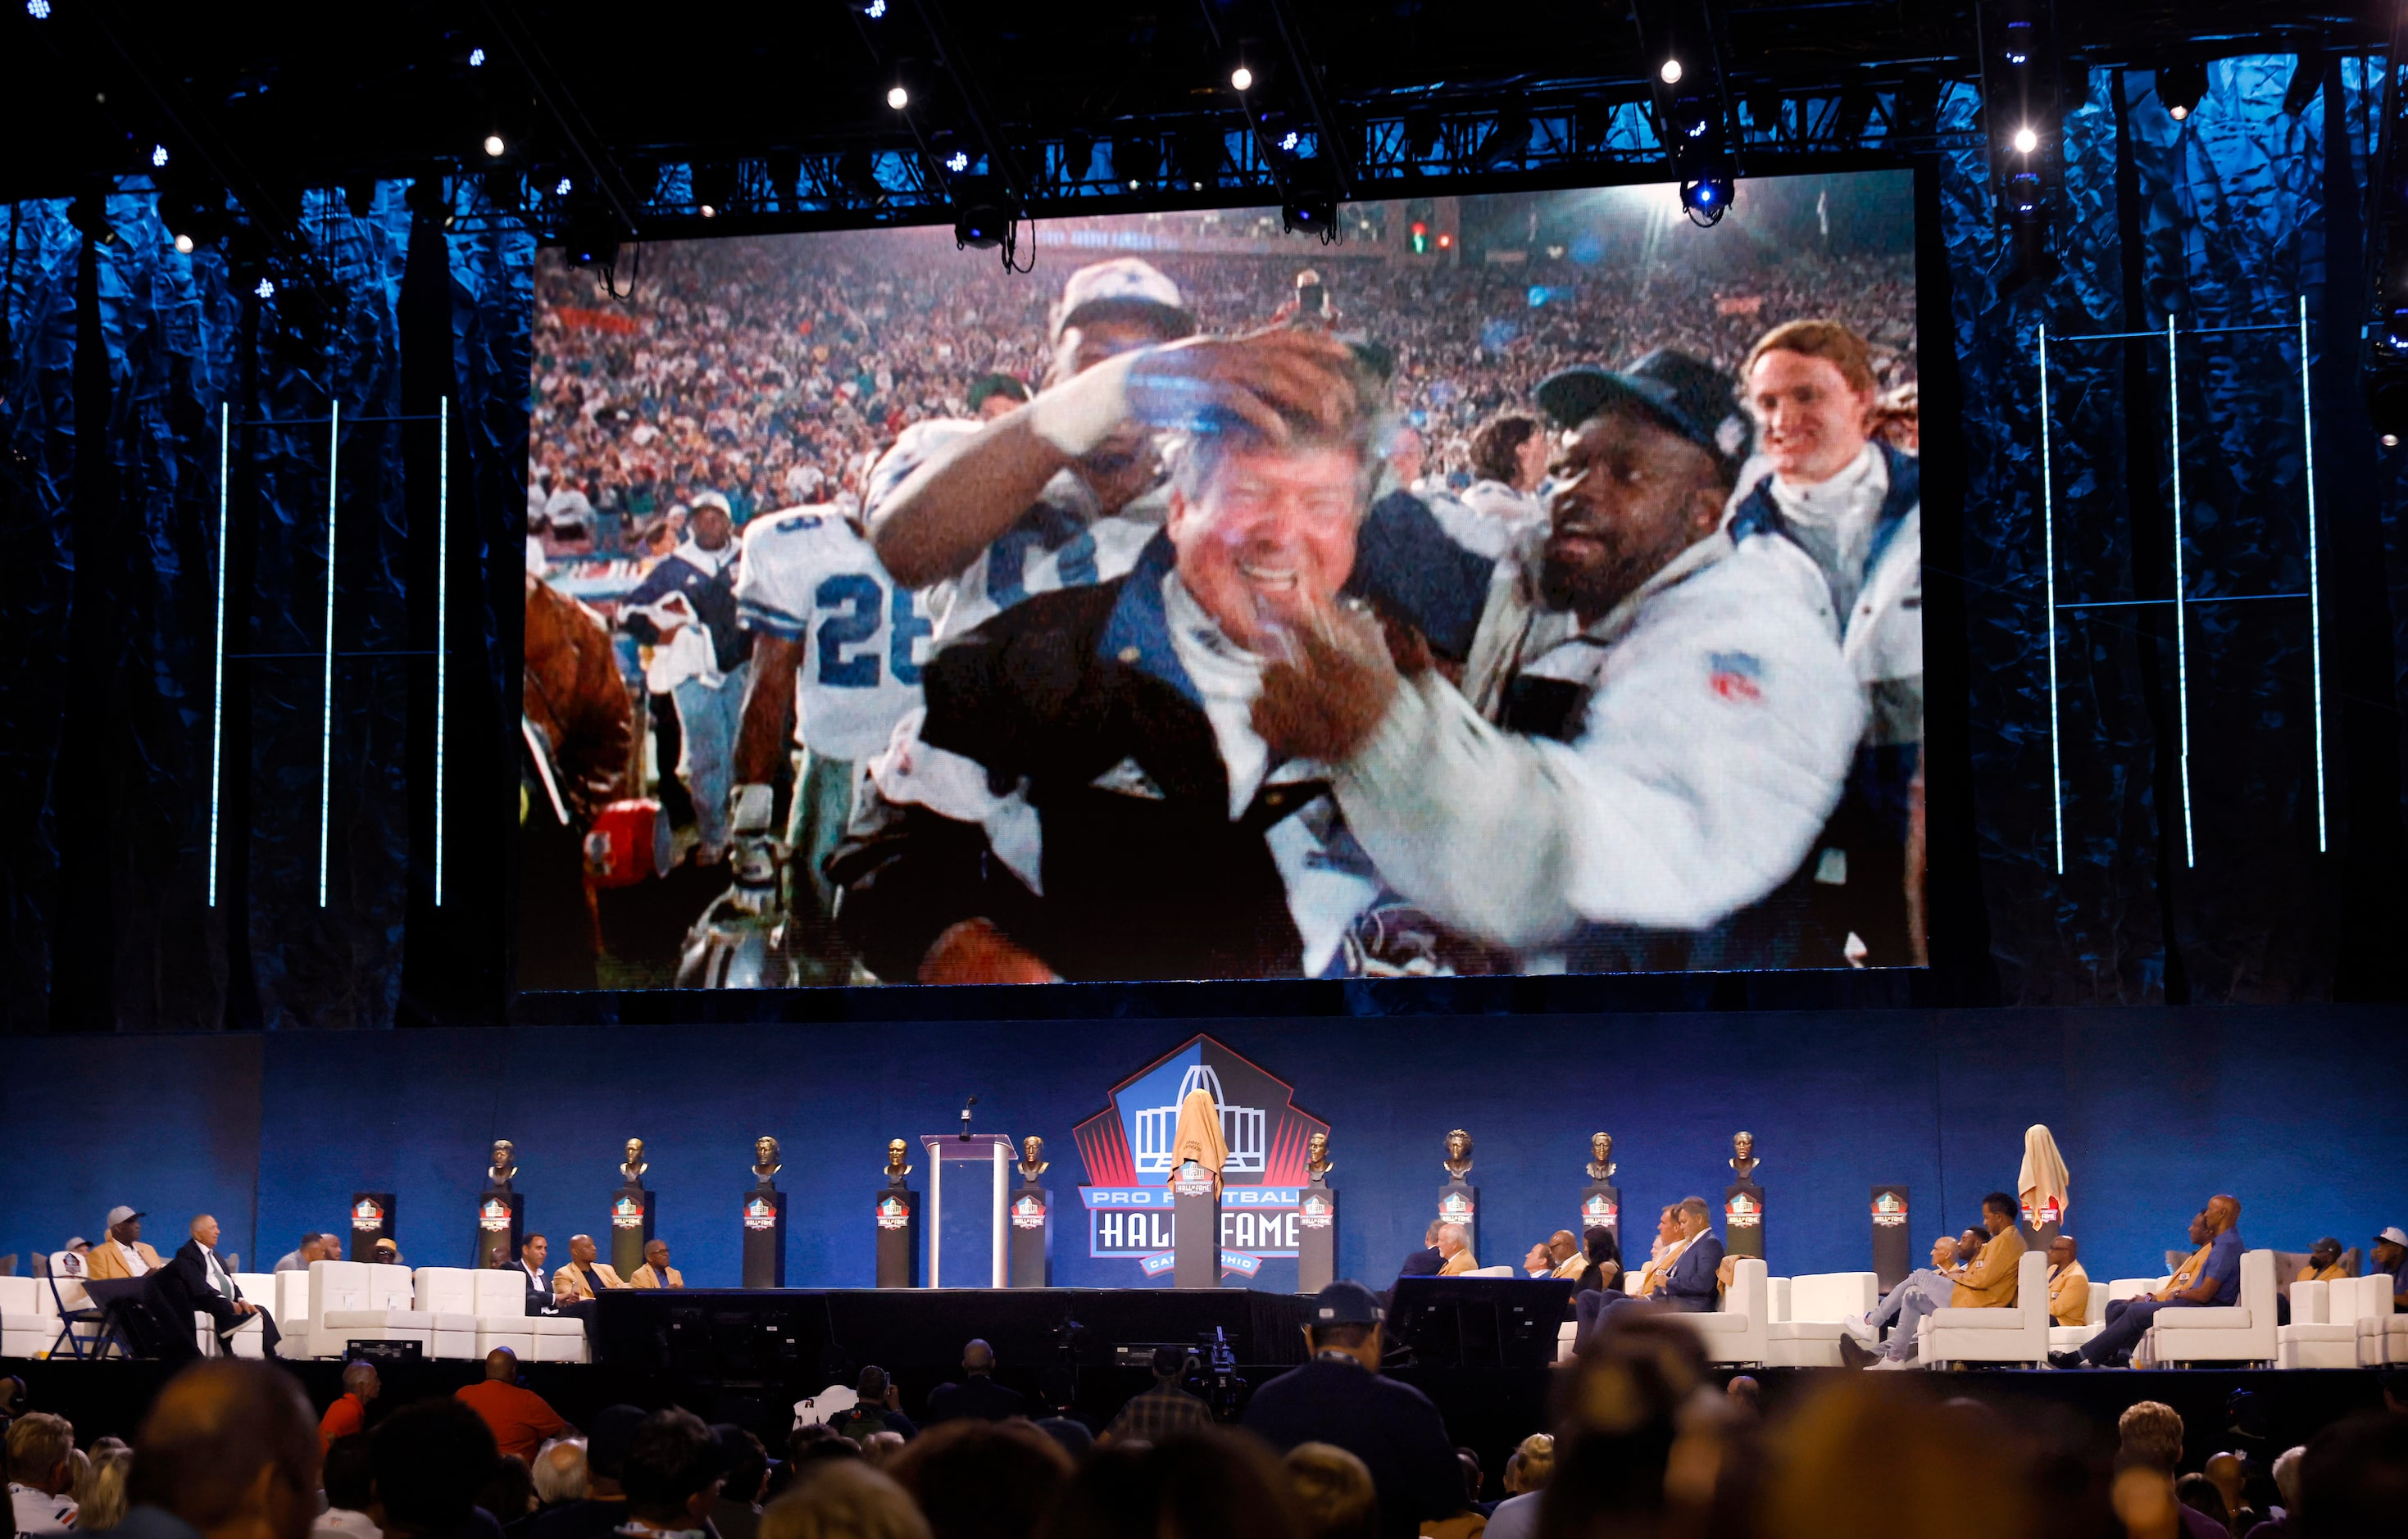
[{"left": 1072, "top": 1035, "right": 1329, "bottom": 1282}]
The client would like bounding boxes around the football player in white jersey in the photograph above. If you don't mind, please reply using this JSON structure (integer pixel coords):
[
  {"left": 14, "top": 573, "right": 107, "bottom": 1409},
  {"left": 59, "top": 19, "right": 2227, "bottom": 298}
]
[{"left": 867, "top": 256, "right": 1362, "bottom": 641}]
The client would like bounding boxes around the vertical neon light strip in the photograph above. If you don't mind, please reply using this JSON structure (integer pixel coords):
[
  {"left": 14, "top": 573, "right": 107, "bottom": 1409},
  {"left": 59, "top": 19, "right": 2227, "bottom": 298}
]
[
  {"left": 434, "top": 399, "right": 450, "bottom": 906},
  {"left": 2038, "top": 325, "right": 2063, "bottom": 874},
  {"left": 207, "top": 405, "right": 229, "bottom": 906},
  {"left": 2166, "top": 316, "right": 2194, "bottom": 869},
  {"left": 319, "top": 400, "right": 340, "bottom": 907},
  {"left": 2297, "top": 295, "right": 2326, "bottom": 852}
]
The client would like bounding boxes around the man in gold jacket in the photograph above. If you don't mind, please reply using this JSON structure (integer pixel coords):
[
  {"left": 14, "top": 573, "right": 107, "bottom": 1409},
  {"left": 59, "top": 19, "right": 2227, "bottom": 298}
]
[
  {"left": 551, "top": 1234, "right": 628, "bottom": 1302},
  {"left": 85, "top": 1208, "right": 167, "bottom": 1279},
  {"left": 629, "top": 1239, "right": 685, "bottom": 1289},
  {"left": 1950, "top": 1193, "right": 2029, "bottom": 1308}
]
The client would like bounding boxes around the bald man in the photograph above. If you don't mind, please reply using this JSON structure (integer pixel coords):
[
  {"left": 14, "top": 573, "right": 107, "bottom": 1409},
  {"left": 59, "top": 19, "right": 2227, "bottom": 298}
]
[
  {"left": 1547, "top": 1231, "right": 1590, "bottom": 1282},
  {"left": 117, "top": 1360, "right": 320, "bottom": 1539},
  {"left": 455, "top": 1348, "right": 571, "bottom": 1463},
  {"left": 162, "top": 1214, "right": 279, "bottom": 1360},
  {"left": 552, "top": 1236, "right": 627, "bottom": 1302},
  {"left": 922, "top": 1339, "right": 1027, "bottom": 1423},
  {"left": 317, "top": 1361, "right": 381, "bottom": 1450},
  {"left": 2053, "top": 1195, "right": 2244, "bottom": 1369}
]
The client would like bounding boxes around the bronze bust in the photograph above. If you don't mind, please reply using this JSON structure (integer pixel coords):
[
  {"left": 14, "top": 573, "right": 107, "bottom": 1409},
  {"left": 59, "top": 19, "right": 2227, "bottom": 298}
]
[
  {"left": 1017, "top": 1136, "right": 1049, "bottom": 1183},
  {"left": 1729, "top": 1131, "right": 1760, "bottom": 1184},
  {"left": 487, "top": 1140, "right": 518, "bottom": 1187},
  {"left": 1443, "top": 1128, "right": 1474, "bottom": 1182},
  {"left": 884, "top": 1138, "right": 913, "bottom": 1187},
  {"left": 752, "top": 1136, "right": 783, "bottom": 1183},
  {"left": 1306, "top": 1131, "right": 1333, "bottom": 1183},
  {"left": 1587, "top": 1132, "right": 1616, "bottom": 1183},
  {"left": 620, "top": 1138, "right": 648, "bottom": 1185}
]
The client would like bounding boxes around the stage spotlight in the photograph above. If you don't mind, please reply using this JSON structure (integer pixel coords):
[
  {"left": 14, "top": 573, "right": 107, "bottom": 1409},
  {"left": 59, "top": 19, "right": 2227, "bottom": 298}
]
[
  {"left": 1282, "top": 195, "right": 1335, "bottom": 234},
  {"left": 887, "top": 84, "right": 909, "bottom": 111},
  {"left": 1279, "top": 130, "right": 1299, "bottom": 153},
  {"left": 954, "top": 199, "right": 1010, "bottom": 249},
  {"left": 945, "top": 151, "right": 969, "bottom": 173},
  {"left": 1111, "top": 134, "right": 1160, "bottom": 185},
  {"left": 151, "top": 143, "right": 169, "bottom": 168},
  {"left": 2283, "top": 50, "right": 2324, "bottom": 116},
  {"left": 692, "top": 161, "right": 738, "bottom": 219},
  {"left": 67, "top": 190, "right": 116, "bottom": 247},
  {"left": 174, "top": 233, "right": 193, "bottom": 254},
  {"left": 554, "top": 175, "right": 572, "bottom": 197},
  {"left": 27, "top": 0, "right": 52, "bottom": 17},
  {"left": 1230, "top": 65, "right": 1253, "bottom": 92},
  {"left": 1174, "top": 128, "right": 1222, "bottom": 188},
  {"left": 255, "top": 277, "right": 275, "bottom": 300},
  {"left": 1061, "top": 131, "right": 1097, "bottom": 181},
  {"left": 1833, "top": 84, "right": 1877, "bottom": 146},
  {"left": 562, "top": 202, "right": 620, "bottom": 271},
  {"left": 1660, "top": 58, "right": 1683, "bottom": 84},
  {"left": 1474, "top": 110, "right": 1531, "bottom": 171},
  {"left": 1680, "top": 165, "right": 1733, "bottom": 227},
  {"left": 2159, "top": 60, "right": 2207, "bottom": 122},
  {"left": 836, "top": 148, "right": 881, "bottom": 202},
  {"left": 482, "top": 165, "right": 522, "bottom": 212},
  {"left": 484, "top": 133, "right": 506, "bottom": 157},
  {"left": 405, "top": 173, "right": 454, "bottom": 229},
  {"left": 467, "top": 46, "right": 485, "bottom": 66},
  {"left": 2012, "top": 125, "right": 2038, "bottom": 154},
  {"left": 1404, "top": 110, "right": 1440, "bottom": 161},
  {"left": 865, "top": 0, "right": 885, "bottom": 14}
]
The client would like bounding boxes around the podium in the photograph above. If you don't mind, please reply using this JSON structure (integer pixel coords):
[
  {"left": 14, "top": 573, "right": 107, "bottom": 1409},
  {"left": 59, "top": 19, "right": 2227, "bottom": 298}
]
[
  {"left": 610, "top": 1186, "right": 655, "bottom": 1277},
  {"left": 874, "top": 1187, "right": 919, "bottom": 1288},
  {"left": 1172, "top": 1163, "right": 1219, "bottom": 1288},
  {"left": 348, "top": 1193, "right": 396, "bottom": 1262},
  {"left": 743, "top": 1187, "right": 788, "bottom": 1288},
  {"left": 1297, "top": 1181, "right": 1338, "bottom": 1294},
  {"left": 922, "top": 1134, "right": 1014, "bottom": 1288},
  {"left": 1008, "top": 1183, "right": 1051, "bottom": 1288},
  {"left": 1578, "top": 1183, "right": 1620, "bottom": 1249},
  {"left": 475, "top": 1188, "right": 522, "bottom": 1269},
  {"left": 1724, "top": 1181, "right": 1765, "bottom": 1260},
  {"left": 1870, "top": 1185, "right": 1910, "bottom": 1292},
  {"left": 1437, "top": 1180, "right": 1479, "bottom": 1262}
]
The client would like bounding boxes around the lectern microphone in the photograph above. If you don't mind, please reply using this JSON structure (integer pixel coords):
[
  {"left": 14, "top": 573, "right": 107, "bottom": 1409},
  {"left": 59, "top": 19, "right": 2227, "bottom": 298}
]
[{"left": 959, "top": 1096, "right": 978, "bottom": 1139}]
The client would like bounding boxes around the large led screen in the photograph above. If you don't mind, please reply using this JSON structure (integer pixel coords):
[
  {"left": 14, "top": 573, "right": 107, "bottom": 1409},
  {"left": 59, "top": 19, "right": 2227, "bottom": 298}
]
[{"left": 523, "top": 173, "right": 1922, "bottom": 988}]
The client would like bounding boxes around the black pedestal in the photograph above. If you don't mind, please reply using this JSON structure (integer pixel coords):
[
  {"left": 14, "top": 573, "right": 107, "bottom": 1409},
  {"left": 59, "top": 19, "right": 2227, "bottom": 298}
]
[
  {"left": 1008, "top": 1184, "right": 1050, "bottom": 1288},
  {"left": 743, "top": 1187, "right": 787, "bottom": 1288},
  {"left": 348, "top": 1193, "right": 396, "bottom": 1262},
  {"left": 1173, "top": 1168, "right": 1220, "bottom": 1288},
  {"left": 1297, "top": 1182, "right": 1338, "bottom": 1295},
  {"left": 1579, "top": 1183, "right": 1620, "bottom": 1248},
  {"left": 1723, "top": 1182, "right": 1765, "bottom": 1260},
  {"left": 476, "top": 1189, "right": 523, "bottom": 1269},
  {"left": 1438, "top": 1181, "right": 1479, "bottom": 1263},
  {"left": 1870, "top": 1185, "right": 1910, "bottom": 1292},
  {"left": 611, "top": 1186, "right": 656, "bottom": 1276},
  {"left": 2016, "top": 1193, "right": 2063, "bottom": 1254},
  {"left": 875, "top": 1187, "right": 920, "bottom": 1288}
]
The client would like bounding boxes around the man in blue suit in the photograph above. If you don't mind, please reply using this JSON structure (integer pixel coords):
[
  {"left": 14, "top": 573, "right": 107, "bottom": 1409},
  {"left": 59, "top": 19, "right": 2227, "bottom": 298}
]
[{"left": 1648, "top": 1197, "right": 1725, "bottom": 1312}]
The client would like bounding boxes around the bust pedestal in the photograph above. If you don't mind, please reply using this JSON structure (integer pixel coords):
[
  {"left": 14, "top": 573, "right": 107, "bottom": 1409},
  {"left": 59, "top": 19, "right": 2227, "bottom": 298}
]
[
  {"left": 476, "top": 1188, "right": 523, "bottom": 1269},
  {"left": 610, "top": 1185, "right": 655, "bottom": 1277},
  {"left": 1870, "top": 1185, "right": 1910, "bottom": 1292},
  {"left": 875, "top": 1187, "right": 920, "bottom": 1288},
  {"left": 2016, "top": 1194, "right": 2064, "bottom": 1254},
  {"left": 1297, "top": 1179, "right": 1338, "bottom": 1294},
  {"left": 1172, "top": 1163, "right": 1220, "bottom": 1288},
  {"left": 1579, "top": 1182, "right": 1621, "bottom": 1251},
  {"left": 1008, "top": 1183, "right": 1051, "bottom": 1288},
  {"left": 742, "top": 1186, "right": 787, "bottom": 1287},
  {"left": 348, "top": 1193, "right": 396, "bottom": 1262},
  {"left": 1438, "top": 1180, "right": 1479, "bottom": 1263},
  {"left": 1723, "top": 1182, "right": 1765, "bottom": 1261}
]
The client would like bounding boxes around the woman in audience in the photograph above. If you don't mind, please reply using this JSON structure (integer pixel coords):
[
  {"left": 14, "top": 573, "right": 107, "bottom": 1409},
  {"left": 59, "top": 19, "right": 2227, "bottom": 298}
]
[
  {"left": 74, "top": 1442, "right": 132, "bottom": 1532},
  {"left": 1479, "top": 1436, "right": 1553, "bottom": 1539}
]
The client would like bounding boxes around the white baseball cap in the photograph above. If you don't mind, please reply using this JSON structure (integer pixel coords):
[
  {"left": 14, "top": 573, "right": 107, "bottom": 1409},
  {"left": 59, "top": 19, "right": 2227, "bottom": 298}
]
[
  {"left": 106, "top": 1205, "right": 143, "bottom": 1226},
  {"left": 1052, "top": 257, "right": 1195, "bottom": 342},
  {"left": 688, "top": 491, "right": 733, "bottom": 518},
  {"left": 2378, "top": 1225, "right": 2408, "bottom": 1248}
]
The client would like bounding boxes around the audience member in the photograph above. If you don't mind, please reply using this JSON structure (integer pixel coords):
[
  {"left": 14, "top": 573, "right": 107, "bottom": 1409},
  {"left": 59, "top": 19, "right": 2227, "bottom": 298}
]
[
  {"left": 2292, "top": 1240, "right": 2345, "bottom": 1286},
  {"left": 1724, "top": 1377, "right": 1762, "bottom": 1419},
  {"left": 886, "top": 1420, "right": 1071, "bottom": 1539},
  {"left": 161, "top": 1214, "right": 281, "bottom": 1360},
  {"left": 616, "top": 1410, "right": 723, "bottom": 1539},
  {"left": 456, "top": 1350, "right": 571, "bottom": 1464},
  {"left": 528, "top": 1407, "right": 643, "bottom": 1539},
  {"left": 1032, "top": 1368, "right": 1101, "bottom": 1441},
  {"left": 2369, "top": 1227, "right": 2407, "bottom": 1308},
  {"left": 76, "top": 1441, "right": 133, "bottom": 1533},
  {"left": 529, "top": 1441, "right": 588, "bottom": 1510},
  {"left": 1397, "top": 1223, "right": 1446, "bottom": 1282},
  {"left": 2297, "top": 1410, "right": 2408, "bottom": 1538},
  {"left": 321, "top": 1362, "right": 382, "bottom": 1450},
  {"left": 834, "top": 1369, "right": 918, "bottom": 1444},
  {"left": 8, "top": 1413, "right": 80, "bottom": 1533},
  {"left": 477, "top": 1457, "right": 536, "bottom": 1536},
  {"left": 2203, "top": 1452, "right": 2258, "bottom": 1534},
  {"left": 313, "top": 1435, "right": 377, "bottom": 1539},
  {"left": 1241, "top": 1282, "right": 1462, "bottom": 1539},
  {"left": 2174, "top": 1475, "right": 2228, "bottom": 1535},
  {"left": 1539, "top": 1310, "right": 1710, "bottom": 1539},
  {"left": 1043, "top": 1433, "right": 1304, "bottom": 1539},
  {"left": 2240, "top": 1446, "right": 2303, "bottom": 1538},
  {"left": 1478, "top": 1437, "right": 1553, "bottom": 1539},
  {"left": 1102, "top": 1346, "right": 1213, "bottom": 1444},
  {"left": 550, "top": 1237, "right": 625, "bottom": 1303},
  {"left": 1756, "top": 1378, "right": 2039, "bottom": 1539},
  {"left": 366, "top": 1400, "right": 499, "bottom": 1539},
  {"left": 627, "top": 1242, "right": 684, "bottom": 1291},
  {"left": 1283, "top": 1444, "right": 1376, "bottom": 1539},
  {"left": 860, "top": 1433, "right": 906, "bottom": 1471},
  {"left": 273, "top": 1235, "right": 334, "bottom": 1273},
  {"left": 711, "top": 1427, "right": 770, "bottom": 1539},
  {"left": 2058, "top": 1197, "right": 2244, "bottom": 1369},
  {"left": 2047, "top": 1236, "right": 2090, "bottom": 1327},
  {"left": 922, "top": 1342, "right": 1027, "bottom": 1423},
  {"left": 117, "top": 1361, "right": 319, "bottom": 1539},
  {"left": 2115, "top": 1401, "right": 2224, "bottom": 1539},
  {"left": 87, "top": 1209, "right": 166, "bottom": 1281},
  {"left": 757, "top": 1463, "right": 930, "bottom": 1539}
]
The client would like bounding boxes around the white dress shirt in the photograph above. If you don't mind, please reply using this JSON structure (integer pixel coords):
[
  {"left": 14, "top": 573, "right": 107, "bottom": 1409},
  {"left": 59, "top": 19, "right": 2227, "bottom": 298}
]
[{"left": 111, "top": 1239, "right": 152, "bottom": 1277}]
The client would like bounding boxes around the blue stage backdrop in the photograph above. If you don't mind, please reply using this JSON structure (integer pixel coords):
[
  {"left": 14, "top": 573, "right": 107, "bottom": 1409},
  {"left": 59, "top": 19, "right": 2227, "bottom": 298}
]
[
  {"left": 1, "top": 52, "right": 2406, "bottom": 1029},
  {"left": 1, "top": 1006, "right": 2397, "bottom": 1296}
]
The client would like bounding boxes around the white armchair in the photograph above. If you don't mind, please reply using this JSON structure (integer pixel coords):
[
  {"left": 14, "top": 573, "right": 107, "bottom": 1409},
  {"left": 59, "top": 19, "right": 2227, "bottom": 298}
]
[
  {"left": 272, "top": 1271, "right": 312, "bottom": 1355},
  {"left": 2333, "top": 1275, "right": 2401, "bottom": 1368},
  {"left": 413, "top": 1267, "right": 484, "bottom": 1360},
  {"left": 2048, "top": 1275, "right": 2109, "bottom": 1353},
  {"left": 2140, "top": 1250, "right": 2277, "bottom": 1368},
  {"left": 1668, "top": 1256, "right": 1768, "bottom": 1367},
  {"left": 2277, "top": 1279, "right": 2357, "bottom": 1369},
  {"left": 1767, "top": 1271, "right": 1877, "bottom": 1367},
  {"left": 0, "top": 1276, "right": 48, "bottom": 1359},
  {"left": 1916, "top": 1250, "right": 2049, "bottom": 1368},
  {"left": 471, "top": 1269, "right": 535, "bottom": 1360}
]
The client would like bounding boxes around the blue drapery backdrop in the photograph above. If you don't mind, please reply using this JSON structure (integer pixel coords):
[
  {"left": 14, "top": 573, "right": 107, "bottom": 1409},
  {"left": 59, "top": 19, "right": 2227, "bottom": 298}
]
[{"left": 1, "top": 55, "right": 2403, "bottom": 1032}]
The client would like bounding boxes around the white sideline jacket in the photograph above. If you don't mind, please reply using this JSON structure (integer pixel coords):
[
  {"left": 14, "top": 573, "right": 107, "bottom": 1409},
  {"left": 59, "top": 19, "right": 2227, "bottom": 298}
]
[{"left": 1331, "top": 529, "right": 1865, "bottom": 947}]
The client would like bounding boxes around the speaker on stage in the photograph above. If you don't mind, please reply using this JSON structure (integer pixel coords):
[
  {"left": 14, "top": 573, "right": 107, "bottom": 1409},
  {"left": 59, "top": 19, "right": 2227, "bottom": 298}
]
[
  {"left": 1297, "top": 1133, "right": 1337, "bottom": 1295},
  {"left": 1009, "top": 1137, "right": 1052, "bottom": 1289},
  {"left": 1723, "top": 1131, "right": 1764, "bottom": 1261},
  {"left": 1438, "top": 1128, "right": 1479, "bottom": 1263},
  {"left": 611, "top": 1139, "right": 656, "bottom": 1278},
  {"left": 348, "top": 1193, "right": 396, "bottom": 1263},
  {"left": 1579, "top": 1133, "right": 1620, "bottom": 1252},
  {"left": 745, "top": 1137, "right": 788, "bottom": 1289},
  {"left": 476, "top": 1141, "right": 523, "bottom": 1269},
  {"left": 877, "top": 1140, "right": 920, "bottom": 1289},
  {"left": 1870, "top": 1185, "right": 1910, "bottom": 1292}
]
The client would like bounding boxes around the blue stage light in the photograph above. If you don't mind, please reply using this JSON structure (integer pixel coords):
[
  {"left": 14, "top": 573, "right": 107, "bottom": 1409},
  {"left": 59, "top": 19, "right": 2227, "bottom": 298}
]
[
  {"left": 946, "top": 151, "right": 969, "bottom": 173},
  {"left": 468, "top": 46, "right": 484, "bottom": 66},
  {"left": 555, "top": 176, "right": 572, "bottom": 196},
  {"left": 256, "top": 277, "right": 275, "bottom": 300},
  {"left": 26, "top": 0, "right": 52, "bottom": 18},
  {"left": 151, "top": 143, "right": 169, "bottom": 168},
  {"left": 1279, "top": 130, "right": 1300, "bottom": 152}
]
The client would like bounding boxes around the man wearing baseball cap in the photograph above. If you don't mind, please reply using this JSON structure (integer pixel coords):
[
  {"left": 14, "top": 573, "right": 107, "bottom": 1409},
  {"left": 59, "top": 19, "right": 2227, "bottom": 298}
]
[
  {"left": 1252, "top": 347, "right": 1862, "bottom": 972},
  {"left": 85, "top": 1205, "right": 165, "bottom": 1279},
  {"left": 1240, "top": 1282, "right": 1464, "bottom": 1539},
  {"left": 2373, "top": 1225, "right": 2408, "bottom": 1309}
]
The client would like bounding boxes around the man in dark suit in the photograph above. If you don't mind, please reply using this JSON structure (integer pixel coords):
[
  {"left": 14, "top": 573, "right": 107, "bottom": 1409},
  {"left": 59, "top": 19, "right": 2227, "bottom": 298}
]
[
  {"left": 921, "top": 1340, "right": 1027, "bottom": 1423},
  {"left": 158, "top": 1213, "right": 280, "bottom": 1358},
  {"left": 517, "top": 1234, "right": 553, "bottom": 1314},
  {"left": 1396, "top": 1221, "right": 1446, "bottom": 1284},
  {"left": 1648, "top": 1197, "right": 1725, "bottom": 1313}
]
